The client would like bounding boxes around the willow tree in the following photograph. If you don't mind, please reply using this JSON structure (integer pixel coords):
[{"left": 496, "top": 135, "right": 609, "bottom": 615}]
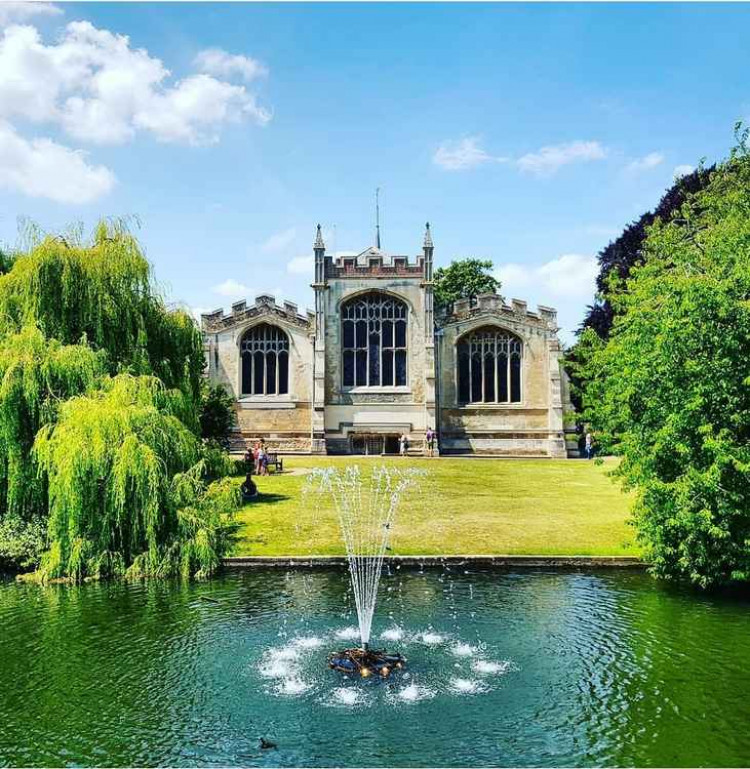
[
  {"left": 0, "top": 326, "right": 105, "bottom": 570},
  {"left": 35, "top": 374, "right": 240, "bottom": 580},
  {"left": 0, "top": 220, "right": 204, "bottom": 407}
]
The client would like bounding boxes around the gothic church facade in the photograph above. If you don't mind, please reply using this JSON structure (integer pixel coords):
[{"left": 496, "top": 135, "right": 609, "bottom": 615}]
[{"left": 202, "top": 225, "right": 572, "bottom": 456}]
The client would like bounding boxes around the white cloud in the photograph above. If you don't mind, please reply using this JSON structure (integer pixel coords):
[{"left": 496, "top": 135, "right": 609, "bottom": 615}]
[
  {"left": 0, "top": 21, "right": 270, "bottom": 146},
  {"left": 496, "top": 254, "right": 598, "bottom": 300},
  {"left": 433, "top": 137, "right": 508, "bottom": 171},
  {"left": 536, "top": 254, "right": 598, "bottom": 297},
  {"left": 517, "top": 141, "right": 607, "bottom": 177},
  {"left": 673, "top": 164, "right": 695, "bottom": 179},
  {"left": 0, "top": 2, "right": 61, "bottom": 26},
  {"left": 212, "top": 279, "right": 250, "bottom": 298},
  {"left": 262, "top": 227, "right": 296, "bottom": 253},
  {"left": 0, "top": 120, "right": 115, "bottom": 203},
  {"left": 286, "top": 255, "right": 314, "bottom": 275},
  {"left": 625, "top": 152, "right": 664, "bottom": 174},
  {"left": 194, "top": 48, "right": 267, "bottom": 82}
]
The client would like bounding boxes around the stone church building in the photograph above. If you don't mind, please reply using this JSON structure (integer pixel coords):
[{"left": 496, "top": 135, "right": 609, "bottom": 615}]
[{"left": 202, "top": 224, "right": 573, "bottom": 457}]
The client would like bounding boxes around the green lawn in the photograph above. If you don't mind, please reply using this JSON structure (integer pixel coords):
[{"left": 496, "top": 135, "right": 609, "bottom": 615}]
[{"left": 231, "top": 456, "right": 639, "bottom": 557}]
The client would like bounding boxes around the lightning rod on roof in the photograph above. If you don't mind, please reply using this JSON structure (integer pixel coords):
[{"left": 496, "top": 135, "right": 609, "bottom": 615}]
[{"left": 375, "top": 187, "right": 381, "bottom": 249}]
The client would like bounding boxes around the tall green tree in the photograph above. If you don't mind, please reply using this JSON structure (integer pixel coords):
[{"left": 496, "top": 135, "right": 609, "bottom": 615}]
[
  {"left": 566, "top": 167, "right": 714, "bottom": 410},
  {"left": 584, "top": 129, "right": 750, "bottom": 587},
  {"left": 433, "top": 258, "right": 500, "bottom": 310},
  {"left": 0, "top": 220, "right": 239, "bottom": 579},
  {"left": 35, "top": 374, "right": 238, "bottom": 580},
  {"left": 0, "top": 220, "right": 203, "bottom": 404}
]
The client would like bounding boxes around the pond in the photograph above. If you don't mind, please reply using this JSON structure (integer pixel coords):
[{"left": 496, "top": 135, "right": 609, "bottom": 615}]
[{"left": 1, "top": 567, "right": 749, "bottom": 767}]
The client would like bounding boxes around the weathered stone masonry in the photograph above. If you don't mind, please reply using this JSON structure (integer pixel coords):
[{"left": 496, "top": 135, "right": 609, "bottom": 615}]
[{"left": 202, "top": 225, "right": 573, "bottom": 457}]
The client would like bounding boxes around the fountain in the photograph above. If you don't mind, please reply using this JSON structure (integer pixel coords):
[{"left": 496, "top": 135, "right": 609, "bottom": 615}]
[{"left": 304, "top": 465, "right": 423, "bottom": 677}]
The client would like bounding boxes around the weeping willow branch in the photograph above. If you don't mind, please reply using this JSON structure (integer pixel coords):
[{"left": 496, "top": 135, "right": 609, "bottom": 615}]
[
  {"left": 34, "top": 375, "right": 240, "bottom": 581},
  {"left": 0, "top": 220, "right": 238, "bottom": 581}
]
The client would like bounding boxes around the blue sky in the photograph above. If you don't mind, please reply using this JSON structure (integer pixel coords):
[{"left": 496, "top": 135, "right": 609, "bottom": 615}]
[{"left": 0, "top": 2, "right": 747, "bottom": 343}]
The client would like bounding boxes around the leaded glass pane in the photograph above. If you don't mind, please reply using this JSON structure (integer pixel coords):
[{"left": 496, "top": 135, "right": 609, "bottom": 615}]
[
  {"left": 240, "top": 324, "right": 290, "bottom": 395},
  {"left": 341, "top": 293, "right": 408, "bottom": 388},
  {"left": 456, "top": 327, "right": 522, "bottom": 404}
]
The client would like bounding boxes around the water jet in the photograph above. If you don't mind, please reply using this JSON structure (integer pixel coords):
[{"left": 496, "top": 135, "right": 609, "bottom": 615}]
[{"left": 305, "top": 466, "right": 423, "bottom": 674}]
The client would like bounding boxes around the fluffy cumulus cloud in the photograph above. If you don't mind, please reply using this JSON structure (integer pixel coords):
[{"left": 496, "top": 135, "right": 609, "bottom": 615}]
[
  {"left": 0, "top": 2, "right": 61, "bottom": 26},
  {"left": 194, "top": 48, "right": 267, "bottom": 82},
  {"left": 0, "top": 120, "right": 115, "bottom": 203},
  {"left": 0, "top": 19, "right": 270, "bottom": 202},
  {"left": 0, "top": 22, "right": 270, "bottom": 146},
  {"left": 626, "top": 152, "right": 664, "bottom": 174},
  {"left": 496, "top": 253, "right": 598, "bottom": 300},
  {"left": 432, "top": 137, "right": 507, "bottom": 171},
  {"left": 212, "top": 279, "right": 250, "bottom": 298}
]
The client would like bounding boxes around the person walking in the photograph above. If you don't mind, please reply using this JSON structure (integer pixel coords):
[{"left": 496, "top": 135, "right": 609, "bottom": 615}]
[
  {"left": 425, "top": 427, "right": 435, "bottom": 458},
  {"left": 584, "top": 431, "right": 593, "bottom": 460},
  {"left": 399, "top": 433, "right": 408, "bottom": 457}
]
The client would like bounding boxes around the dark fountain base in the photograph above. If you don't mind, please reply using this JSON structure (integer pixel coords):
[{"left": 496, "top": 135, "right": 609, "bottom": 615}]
[{"left": 328, "top": 647, "right": 406, "bottom": 678}]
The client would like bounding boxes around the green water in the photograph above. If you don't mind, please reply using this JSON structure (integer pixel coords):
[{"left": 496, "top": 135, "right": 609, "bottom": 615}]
[{"left": 1, "top": 567, "right": 749, "bottom": 767}]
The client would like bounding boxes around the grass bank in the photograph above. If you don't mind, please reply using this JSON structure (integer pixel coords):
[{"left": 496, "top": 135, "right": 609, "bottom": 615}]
[{"left": 231, "top": 456, "right": 638, "bottom": 558}]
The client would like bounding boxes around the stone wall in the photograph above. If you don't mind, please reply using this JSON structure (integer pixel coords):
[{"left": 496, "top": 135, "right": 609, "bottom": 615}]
[
  {"left": 436, "top": 294, "right": 568, "bottom": 457},
  {"left": 321, "top": 258, "right": 431, "bottom": 451},
  {"left": 202, "top": 296, "right": 317, "bottom": 453}
]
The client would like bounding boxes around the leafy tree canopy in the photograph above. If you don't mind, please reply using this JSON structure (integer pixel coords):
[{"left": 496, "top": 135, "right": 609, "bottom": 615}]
[
  {"left": 0, "top": 220, "right": 203, "bottom": 403},
  {"left": 35, "top": 374, "right": 237, "bottom": 581},
  {"left": 200, "top": 382, "right": 237, "bottom": 446},
  {"left": 0, "top": 220, "right": 239, "bottom": 580},
  {"left": 566, "top": 167, "right": 715, "bottom": 411},
  {"left": 433, "top": 258, "right": 500, "bottom": 310},
  {"left": 583, "top": 127, "right": 750, "bottom": 587}
]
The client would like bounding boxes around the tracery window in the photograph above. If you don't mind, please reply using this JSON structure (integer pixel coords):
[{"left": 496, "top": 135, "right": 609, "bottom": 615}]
[
  {"left": 341, "top": 293, "right": 407, "bottom": 388},
  {"left": 240, "top": 324, "right": 289, "bottom": 395},
  {"left": 457, "top": 327, "right": 522, "bottom": 404}
]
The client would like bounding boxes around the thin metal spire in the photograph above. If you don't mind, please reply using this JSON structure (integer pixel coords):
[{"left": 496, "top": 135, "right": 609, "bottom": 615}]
[{"left": 375, "top": 187, "right": 381, "bottom": 249}]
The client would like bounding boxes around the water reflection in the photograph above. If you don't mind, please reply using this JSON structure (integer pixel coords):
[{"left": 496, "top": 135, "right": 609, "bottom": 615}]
[{"left": 0, "top": 569, "right": 749, "bottom": 767}]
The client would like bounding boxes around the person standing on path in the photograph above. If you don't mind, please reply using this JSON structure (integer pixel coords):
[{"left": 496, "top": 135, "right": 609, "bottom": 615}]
[
  {"left": 425, "top": 427, "right": 435, "bottom": 457},
  {"left": 399, "top": 434, "right": 408, "bottom": 457},
  {"left": 585, "top": 432, "right": 593, "bottom": 460}
]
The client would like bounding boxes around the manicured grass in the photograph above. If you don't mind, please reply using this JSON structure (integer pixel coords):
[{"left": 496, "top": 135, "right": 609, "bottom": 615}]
[{"left": 231, "top": 456, "right": 639, "bottom": 557}]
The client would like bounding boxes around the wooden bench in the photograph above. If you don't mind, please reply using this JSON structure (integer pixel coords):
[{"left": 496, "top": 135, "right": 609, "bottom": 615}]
[{"left": 265, "top": 452, "right": 283, "bottom": 473}]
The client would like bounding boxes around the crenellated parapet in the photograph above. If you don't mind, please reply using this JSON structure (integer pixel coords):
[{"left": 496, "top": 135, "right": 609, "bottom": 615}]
[
  {"left": 324, "top": 246, "right": 425, "bottom": 279},
  {"left": 441, "top": 291, "right": 558, "bottom": 332},
  {"left": 201, "top": 294, "right": 314, "bottom": 334}
]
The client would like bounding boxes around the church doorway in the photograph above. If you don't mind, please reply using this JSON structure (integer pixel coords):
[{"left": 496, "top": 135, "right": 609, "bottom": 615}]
[{"left": 349, "top": 434, "right": 400, "bottom": 455}]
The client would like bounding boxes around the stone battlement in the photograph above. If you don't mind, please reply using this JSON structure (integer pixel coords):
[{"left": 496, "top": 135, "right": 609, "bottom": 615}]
[
  {"left": 324, "top": 246, "right": 425, "bottom": 279},
  {"left": 443, "top": 292, "right": 558, "bottom": 330},
  {"left": 201, "top": 294, "right": 313, "bottom": 333}
]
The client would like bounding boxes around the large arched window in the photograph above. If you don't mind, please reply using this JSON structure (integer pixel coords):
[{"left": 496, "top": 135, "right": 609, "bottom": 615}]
[
  {"left": 341, "top": 293, "right": 407, "bottom": 388},
  {"left": 457, "top": 327, "right": 522, "bottom": 404},
  {"left": 240, "top": 324, "right": 289, "bottom": 396}
]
